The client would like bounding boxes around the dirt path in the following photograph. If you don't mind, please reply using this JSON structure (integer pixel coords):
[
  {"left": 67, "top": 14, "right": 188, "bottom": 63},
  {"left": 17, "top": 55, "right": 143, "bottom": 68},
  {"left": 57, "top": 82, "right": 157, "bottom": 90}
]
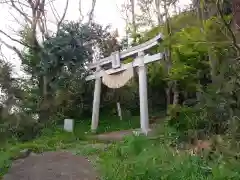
[
  {"left": 3, "top": 129, "right": 136, "bottom": 180},
  {"left": 94, "top": 124, "right": 157, "bottom": 142},
  {"left": 3, "top": 152, "right": 98, "bottom": 180},
  {"left": 94, "top": 129, "right": 138, "bottom": 141},
  {"left": 3, "top": 126, "right": 157, "bottom": 180}
]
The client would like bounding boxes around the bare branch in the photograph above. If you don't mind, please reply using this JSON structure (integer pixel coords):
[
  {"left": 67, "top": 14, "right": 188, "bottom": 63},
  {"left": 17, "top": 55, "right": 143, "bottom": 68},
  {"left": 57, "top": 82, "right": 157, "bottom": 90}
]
[
  {"left": 34, "top": 0, "right": 41, "bottom": 9},
  {"left": 38, "top": 1, "right": 49, "bottom": 39},
  {"left": 57, "top": 0, "right": 69, "bottom": 32},
  {"left": 130, "top": 0, "right": 137, "bottom": 39},
  {"left": 116, "top": 3, "right": 128, "bottom": 21},
  {"left": 0, "top": 39, "right": 24, "bottom": 61},
  {"left": 29, "top": 0, "right": 45, "bottom": 48},
  {"left": 42, "top": 13, "right": 49, "bottom": 38},
  {"left": 9, "top": 0, "right": 32, "bottom": 23},
  {"left": 0, "top": 0, "right": 30, "bottom": 7},
  {"left": 38, "top": 18, "right": 47, "bottom": 41},
  {"left": 49, "top": 1, "right": 60, "bottom": 22},
  {"left": 155, "top": 0, "right": 163, "bottom": 25},
  {"left": 0, "top": 44, "right": 8, "bottom": 61},
  {"left": 26, "top": 0, "right": 34, "bottom": 8},
  {"left": 87, "top": 0, "right": 97, "bottom": 25},
  {"left": 79, "top": 0, "right": 84, "bottom": 22},
  {"left": 0, "top": 30, "right": 30, "bottom": 48},
  {"left": 8, "top": 10, "right": 26, "bottom": 29}
]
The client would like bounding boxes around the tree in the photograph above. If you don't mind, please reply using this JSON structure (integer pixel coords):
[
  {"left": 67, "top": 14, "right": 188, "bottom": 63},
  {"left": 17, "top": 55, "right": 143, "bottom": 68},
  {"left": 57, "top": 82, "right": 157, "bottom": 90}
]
[
  {"left": 0, "top": 0, "right": 98, "bottom": 123},
  {"left": 155, "top": 0, "right": 163, "bottom": 25},
  {"left": 130, "top": 0, "right": 137, "bottom": 43},
  {"left": 21, "top": 21, "right": 121, "bottom": 121},
  {"left": 136, "top": 0, "right": 155, "bottom": 28}
]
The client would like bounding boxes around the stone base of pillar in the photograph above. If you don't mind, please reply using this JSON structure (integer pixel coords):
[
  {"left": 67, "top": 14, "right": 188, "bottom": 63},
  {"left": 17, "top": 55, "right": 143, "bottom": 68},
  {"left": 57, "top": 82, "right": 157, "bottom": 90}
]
[
  {"left": 133, "top": 128, "right": 152, "bottom": 136},
  {"left": 90, "top": 129, "right": 97, "bottom": 134}
]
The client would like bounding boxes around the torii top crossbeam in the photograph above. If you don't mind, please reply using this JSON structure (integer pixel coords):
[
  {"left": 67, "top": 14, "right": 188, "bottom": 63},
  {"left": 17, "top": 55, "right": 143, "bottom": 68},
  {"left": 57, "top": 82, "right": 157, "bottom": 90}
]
[{"left": 86, "top": 33, "right": 164, "bottom": 81}]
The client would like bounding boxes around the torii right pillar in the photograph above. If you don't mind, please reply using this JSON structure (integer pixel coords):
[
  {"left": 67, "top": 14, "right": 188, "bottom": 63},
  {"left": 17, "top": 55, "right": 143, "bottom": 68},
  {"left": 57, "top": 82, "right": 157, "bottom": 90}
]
[{"left": 138, "top": 52, "right": 150, "bottom": 134}]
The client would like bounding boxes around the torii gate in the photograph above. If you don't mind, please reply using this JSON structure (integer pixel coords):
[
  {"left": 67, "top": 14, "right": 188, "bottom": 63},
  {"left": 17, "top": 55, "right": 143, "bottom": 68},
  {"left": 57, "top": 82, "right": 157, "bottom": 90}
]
[{"left": 86, "top": 34, "right": 164, "bottom": 134}]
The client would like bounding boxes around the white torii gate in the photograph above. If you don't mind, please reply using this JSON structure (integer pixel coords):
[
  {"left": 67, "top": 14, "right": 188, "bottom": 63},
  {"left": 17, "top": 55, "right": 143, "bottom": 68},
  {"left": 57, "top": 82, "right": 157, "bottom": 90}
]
[{"left": 86, "top": 33, "right": 164, "bottom": 134}]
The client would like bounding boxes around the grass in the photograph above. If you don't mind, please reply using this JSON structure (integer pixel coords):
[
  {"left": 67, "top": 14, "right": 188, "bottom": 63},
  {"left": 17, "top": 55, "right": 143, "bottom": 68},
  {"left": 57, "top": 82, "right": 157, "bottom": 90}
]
[
  {"left": 99, "top": 133, "right": 240, "bottom": 180},
  {"left": 74, "top": 115, "right": 140, "bottom": 137},
  {"left": 0, "top": 115, "right": 139, "bottom": 178},
  {"left": 0, "top": 128, "right": 84, "bottom": 177},
  {"left": 2, "top": 115, "right": 240, "bottom": 179}
]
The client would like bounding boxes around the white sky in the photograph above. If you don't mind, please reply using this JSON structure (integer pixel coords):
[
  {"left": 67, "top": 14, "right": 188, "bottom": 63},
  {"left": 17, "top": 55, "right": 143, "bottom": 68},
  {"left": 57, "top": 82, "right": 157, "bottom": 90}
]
[{"left": 0, "top": 0, "right": 191, "bottom": 76}]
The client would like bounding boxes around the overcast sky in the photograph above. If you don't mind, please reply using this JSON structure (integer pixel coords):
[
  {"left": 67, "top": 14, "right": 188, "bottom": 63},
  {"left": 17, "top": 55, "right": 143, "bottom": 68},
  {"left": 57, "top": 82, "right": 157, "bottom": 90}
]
[{"left": 0, "top": 0, "right": 191, "bottom": 76}]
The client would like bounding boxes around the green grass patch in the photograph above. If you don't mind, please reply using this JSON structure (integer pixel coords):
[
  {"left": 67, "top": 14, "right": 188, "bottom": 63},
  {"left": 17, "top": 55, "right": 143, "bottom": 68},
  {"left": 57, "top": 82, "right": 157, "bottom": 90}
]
[
  {"left": 0, "top": 128, "right": 82, "bottom": 178},
  {"left": 2, "top": 121, "right": 240, "bottom": 180},
  {"left": 0, "top": 125, "right": 112, "bottom": 178},
  {"left": 98, "top": 134, "right": 240, "bottom": 180},
  {"left": 74, "top": 115, "right": 140, "bottom": 136}
]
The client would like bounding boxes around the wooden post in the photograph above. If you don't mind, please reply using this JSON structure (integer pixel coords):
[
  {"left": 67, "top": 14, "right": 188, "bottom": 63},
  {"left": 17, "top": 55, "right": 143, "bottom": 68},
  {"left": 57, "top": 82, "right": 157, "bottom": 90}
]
[
  {"left": 91, "top": 68, "right": 101, "bottom": 132},
  {"left": 138, "top": 52, "right": 149, "bottom": 134}
]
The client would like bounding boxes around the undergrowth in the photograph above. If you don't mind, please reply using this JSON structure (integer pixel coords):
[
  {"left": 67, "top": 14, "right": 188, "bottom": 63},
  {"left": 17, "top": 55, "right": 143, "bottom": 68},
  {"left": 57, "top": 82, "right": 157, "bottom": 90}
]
[
  {"left": 0, "top": 115, "right": 138, "bottom": 178},
  {"left": 0, "top": 127, "right": 108, "bottom": 177},
  {"left": 0, "top": 128, "right": 78, "bottom": 177},
  {"left": 98, "top": 127, "right": 240, "bottom": 180},
  {"left": 2, "top": 115, "right": 240, "bottom": 179}
]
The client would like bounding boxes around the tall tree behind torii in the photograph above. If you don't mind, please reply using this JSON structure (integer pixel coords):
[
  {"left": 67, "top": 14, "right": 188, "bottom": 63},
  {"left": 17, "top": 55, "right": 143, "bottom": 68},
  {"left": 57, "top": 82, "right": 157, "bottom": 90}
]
[{"left": 130, "top": 0, "right": 137, "bottom": 43}]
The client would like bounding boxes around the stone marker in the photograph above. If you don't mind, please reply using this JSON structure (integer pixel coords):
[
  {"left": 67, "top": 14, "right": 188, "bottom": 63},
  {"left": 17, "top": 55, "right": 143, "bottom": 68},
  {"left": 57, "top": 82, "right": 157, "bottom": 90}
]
[{"left": 64, "top": 119, "right": 74, "bottom": 132}]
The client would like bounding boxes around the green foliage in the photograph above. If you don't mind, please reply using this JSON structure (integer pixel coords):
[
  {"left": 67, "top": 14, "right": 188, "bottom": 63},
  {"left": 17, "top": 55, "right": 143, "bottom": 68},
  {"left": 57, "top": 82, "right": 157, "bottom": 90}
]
[
  {"left": 15, "top": 21, "right": 123, "bottom": 133},
  {"left": 170, "top": 11, "right": 200, "bottom": 31},
  {"left": 167, "top": 105, "right": 205, "bottom": 133},
  {"left": 148, "top": 63, "right": 165, "bottom": 87},
  {"left": 99, "top": 133, "right": 240, "bottom": 180},
  {"left": 2, "top": 3, "right": 240, "bottom": 180},
  {"left": 139, "top": 11, "right": 240, "bottom": 139},
  {"left": 196, "top": 84, "right": 236, "bottom": 134}
]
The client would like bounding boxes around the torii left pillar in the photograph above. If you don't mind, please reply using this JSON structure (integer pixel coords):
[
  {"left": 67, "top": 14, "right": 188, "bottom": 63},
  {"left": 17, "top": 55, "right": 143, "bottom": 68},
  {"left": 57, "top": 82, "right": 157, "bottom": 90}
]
[
  {"left": 91, "top": 67, "right": 101, "bottom": 133},
  {"left": 138, "top": 52, "right": 150, "bottom": 134}
]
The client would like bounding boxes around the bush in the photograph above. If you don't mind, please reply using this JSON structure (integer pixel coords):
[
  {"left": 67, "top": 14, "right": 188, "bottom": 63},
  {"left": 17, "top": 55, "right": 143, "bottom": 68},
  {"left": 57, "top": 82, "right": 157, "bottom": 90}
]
[
  {"left": 99, "top": 135, "right": 240, "bottom": 180},
  {"left": 167, "top": 105, "right": 206, "bottom": 132},
  {"left": 0, "top": 112, "right": 43, "bottom": 142}
]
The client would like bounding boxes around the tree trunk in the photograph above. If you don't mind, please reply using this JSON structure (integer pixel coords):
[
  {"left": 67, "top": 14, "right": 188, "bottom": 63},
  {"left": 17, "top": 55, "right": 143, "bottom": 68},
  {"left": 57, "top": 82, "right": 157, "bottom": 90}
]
[
  {"left": 165, "top": 87, "right": 171, "bottom": 107},
  {"left": 155, "top": 0, "right": 163, "bottom": 25},
  {"left": 163, "top": 0, "right": 172, "bottom": 109},
  {"left": 130, "top": 0, "right": 137, "bottom": 43},
  {"left": 208, "top": 48, "right": 218, "bottom": 83},
  {"left": 173, "top": 81, "right": 179, "bottom": 105},
  {"left": 38, "top": 75, "right": 51, "bottom": 124}
]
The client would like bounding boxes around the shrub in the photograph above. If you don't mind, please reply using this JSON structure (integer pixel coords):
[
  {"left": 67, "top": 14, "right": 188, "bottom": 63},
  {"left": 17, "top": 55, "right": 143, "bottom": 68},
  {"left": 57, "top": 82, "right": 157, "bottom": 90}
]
[
  {"left": 0, "top": 112, "right": 43, "bottom": 142},
  {"left": 167, "top": 105, "right": 206, "bottom": 132},
  {"left": 99, "top": 135, "right": 240, "bottom": 180}
]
